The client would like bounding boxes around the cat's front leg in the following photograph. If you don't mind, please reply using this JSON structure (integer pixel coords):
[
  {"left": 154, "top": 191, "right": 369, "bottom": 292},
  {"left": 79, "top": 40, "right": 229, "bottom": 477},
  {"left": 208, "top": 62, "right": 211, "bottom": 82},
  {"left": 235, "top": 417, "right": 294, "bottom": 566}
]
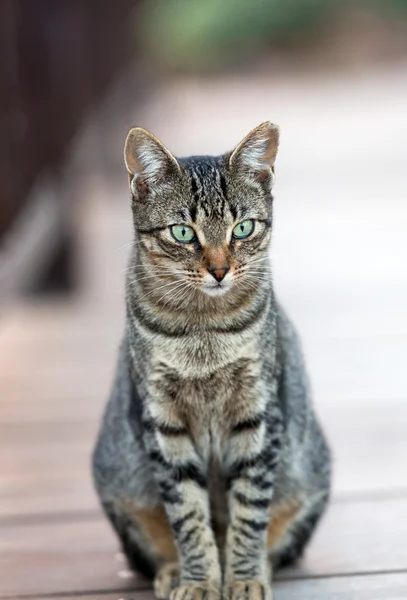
[
  {"left": 223, "top": 393, "right": 283, "bottom": 600},
  {"left": 143, "top": 408, "right": 221, "bottom": 600}
]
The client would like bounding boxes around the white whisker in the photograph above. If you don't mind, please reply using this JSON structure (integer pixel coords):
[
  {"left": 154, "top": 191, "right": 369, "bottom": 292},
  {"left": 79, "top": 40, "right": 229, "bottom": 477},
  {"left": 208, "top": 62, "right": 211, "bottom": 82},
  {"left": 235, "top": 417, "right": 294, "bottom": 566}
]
[
  {"left": 116, "top": 240, "right": 141, "bottom": 251},
  {"left": 138, "top": 279, "right": 184, "bottom": 302},
  {"left": 156, "top": 280, "right": 188, "bottom": 305}
]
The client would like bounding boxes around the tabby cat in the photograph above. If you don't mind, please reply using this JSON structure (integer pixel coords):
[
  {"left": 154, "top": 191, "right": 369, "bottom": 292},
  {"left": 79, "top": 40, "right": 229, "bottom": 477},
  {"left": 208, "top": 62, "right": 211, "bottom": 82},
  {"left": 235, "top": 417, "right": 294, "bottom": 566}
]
[{"left": 93, "top": 122, "right": 331, "bottom": 600}]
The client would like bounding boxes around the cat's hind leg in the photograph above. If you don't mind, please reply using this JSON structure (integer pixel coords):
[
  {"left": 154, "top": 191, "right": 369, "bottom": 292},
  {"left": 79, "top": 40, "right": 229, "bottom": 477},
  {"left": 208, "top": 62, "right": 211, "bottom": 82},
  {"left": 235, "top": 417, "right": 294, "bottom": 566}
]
[
  {"left": 267, "top": 490, "right": 329, "bottom": 570},
  {"left": 103, "top": 498, "right": 180, "bottom": 596}
]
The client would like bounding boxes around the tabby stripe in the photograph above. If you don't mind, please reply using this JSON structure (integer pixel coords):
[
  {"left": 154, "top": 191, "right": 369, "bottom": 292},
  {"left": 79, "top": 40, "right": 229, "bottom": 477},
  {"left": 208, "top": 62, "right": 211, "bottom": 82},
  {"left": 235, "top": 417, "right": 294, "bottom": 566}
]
[
  {"left": 232, "top": 413, "right": 264, "bottom": 433},
  {"left": 156, "top": 423, "right": 188, "bottom": 436},
  {"left": 142, "top": 418, "right": 155, "bottom": 433},
  {"left": 214, "top": 292, "right": 269, "bottom": 334},
  {"left": 226, "top": 455, "right": 263, "bottom": 487},
  {"left": 246, "top": 473, "right": 273, "bottom": 491},
  {"left": 136, "top": 226, "right": 167, "bottom": 235},
  {"left": 233, "top": 567, "right": 257, "bottom": 579},
  {"left": 236, "top": 525, "right": 258, "bottom": 542},
  {"left": 190, "top": 174, "right": 200, "bottom": 204},
  {"left": 148, "top": 449, "right": 170, "bottom": 467},
  {"left": 160, "top": 487, "right": 181, "bottom": 505},
  {"left": 172, "top": 509, "right": 197, "bottom": 534},
  {"left": 172, "top": 463, "right": 206, "bottom": 488},
  {"left": 180, "top": 526, "right": 199, "bottom": 546},
  {"left": 233, "top": 535, "right": 245, "bottom": 548},
  {"left": 232, "top": 549, "right": 258, "bottom": 560},
  {"left": 184, "top": 570, "right": 205, "bottom": 582},
  {"left": 130, "top": 302, "right": 189, "bottom": 338},
  {"left": 237, "top": 517, "right": 269, "bottom": 532},
  {"left": 232, "top": 558, "right": 257, "bottom": 571},
  {"left": 158, "top": 477, "right": 182, "bottom": 503},
  {"left": 219, "top": 173, "right": 228, "bottom": 200},
  {"left": 185, "top": 551, "right": 205, "bottom": 563},
  {"left": 234, "top": 491, "right": 271, "bottom": 509},
  {"left": 190, "top": 202, "right": 197, "bottom": 223}
]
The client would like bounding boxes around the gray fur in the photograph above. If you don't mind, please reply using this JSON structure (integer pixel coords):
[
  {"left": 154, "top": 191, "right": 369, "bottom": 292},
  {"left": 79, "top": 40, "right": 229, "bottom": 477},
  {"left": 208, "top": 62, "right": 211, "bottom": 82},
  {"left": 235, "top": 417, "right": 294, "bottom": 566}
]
[{"left": 93, "top": 123, "right": 331, "bottom": 600}]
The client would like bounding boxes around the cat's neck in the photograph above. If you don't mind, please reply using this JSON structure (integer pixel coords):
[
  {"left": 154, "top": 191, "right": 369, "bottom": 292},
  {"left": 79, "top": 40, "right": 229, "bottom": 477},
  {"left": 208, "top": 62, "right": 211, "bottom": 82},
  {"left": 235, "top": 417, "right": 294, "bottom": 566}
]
[{"left": 126, "top": 262, "right": 273, "bottom": 332}]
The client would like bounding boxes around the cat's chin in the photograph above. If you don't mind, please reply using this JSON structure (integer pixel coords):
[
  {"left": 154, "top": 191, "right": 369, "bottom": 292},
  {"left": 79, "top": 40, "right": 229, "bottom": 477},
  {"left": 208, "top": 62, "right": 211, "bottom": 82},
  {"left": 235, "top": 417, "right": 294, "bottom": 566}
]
[{"left": 201, "top": 282, "right": 231, "bottom": 297}]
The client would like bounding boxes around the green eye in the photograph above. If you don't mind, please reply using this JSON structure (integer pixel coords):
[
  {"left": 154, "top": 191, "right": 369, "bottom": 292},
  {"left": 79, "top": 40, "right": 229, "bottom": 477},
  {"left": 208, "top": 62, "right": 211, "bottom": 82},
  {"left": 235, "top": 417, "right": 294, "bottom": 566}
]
[
  {"left": 232, "top": 220, "right": 255, "bottom": 239},
  {"left": 171, "top": 224, "right": 196, "bottom": 243}
]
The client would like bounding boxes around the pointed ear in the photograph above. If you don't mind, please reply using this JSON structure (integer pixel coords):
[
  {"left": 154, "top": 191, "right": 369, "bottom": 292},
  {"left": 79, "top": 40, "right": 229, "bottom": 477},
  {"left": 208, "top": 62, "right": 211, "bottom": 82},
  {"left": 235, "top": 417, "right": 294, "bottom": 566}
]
[
  {"left": 229, "top": 122, "right": 279, "bottom": 183},
  {"left": 124, "top": 127, "right": 180, "bottom": 198}
]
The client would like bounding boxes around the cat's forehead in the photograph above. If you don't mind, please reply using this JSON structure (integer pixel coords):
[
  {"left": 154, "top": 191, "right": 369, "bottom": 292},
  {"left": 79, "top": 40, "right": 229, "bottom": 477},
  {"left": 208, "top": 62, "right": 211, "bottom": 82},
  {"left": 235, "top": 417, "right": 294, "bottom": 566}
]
[{"left": 179, "top": 155, "right": 230, "bottom": 222}]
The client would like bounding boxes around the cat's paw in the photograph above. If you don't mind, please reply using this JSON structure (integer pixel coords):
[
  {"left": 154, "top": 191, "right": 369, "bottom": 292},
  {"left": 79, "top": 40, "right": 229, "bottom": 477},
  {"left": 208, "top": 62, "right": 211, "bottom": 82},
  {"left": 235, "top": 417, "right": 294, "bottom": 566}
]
[
  {"left": 154, "top": 562, "right": 180, "bottom": 600},
  {"left": 225, "top": 580, "right": 272, "bottom": 600},
  {"left": 169, "top": 582, "right": 220, "bottom": 600}
]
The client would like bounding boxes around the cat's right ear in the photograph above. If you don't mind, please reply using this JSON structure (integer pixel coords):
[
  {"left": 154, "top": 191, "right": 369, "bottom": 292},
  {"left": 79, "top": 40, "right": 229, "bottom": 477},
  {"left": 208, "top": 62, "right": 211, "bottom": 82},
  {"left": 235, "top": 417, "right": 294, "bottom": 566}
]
[
  {"left": 124, "top": 127, "right": 181, "bottom": 199},
  {"left": 229, "top": 122, "right": 279, "bottom": 185}
]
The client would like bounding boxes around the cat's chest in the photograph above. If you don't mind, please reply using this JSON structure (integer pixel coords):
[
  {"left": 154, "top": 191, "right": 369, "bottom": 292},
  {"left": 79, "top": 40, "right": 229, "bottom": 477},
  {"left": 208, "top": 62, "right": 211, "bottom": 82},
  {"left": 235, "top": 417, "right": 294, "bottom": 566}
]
[
  {"left": 147, "top": 342, "right": 262, "bottom": 450},
  {"left": 149, "top": 328, "right": 259, "bottom": 378}
]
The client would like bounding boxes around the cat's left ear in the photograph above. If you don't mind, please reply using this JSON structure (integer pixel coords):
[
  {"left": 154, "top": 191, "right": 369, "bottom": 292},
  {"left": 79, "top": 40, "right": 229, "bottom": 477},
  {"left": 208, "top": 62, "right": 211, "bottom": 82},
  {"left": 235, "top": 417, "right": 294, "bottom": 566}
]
[
  {"left": 229, "top": 121, "right": 279, "bottom": 184},
  {"left": 124, "top": 127, "right": 181, "bottom": 198}
]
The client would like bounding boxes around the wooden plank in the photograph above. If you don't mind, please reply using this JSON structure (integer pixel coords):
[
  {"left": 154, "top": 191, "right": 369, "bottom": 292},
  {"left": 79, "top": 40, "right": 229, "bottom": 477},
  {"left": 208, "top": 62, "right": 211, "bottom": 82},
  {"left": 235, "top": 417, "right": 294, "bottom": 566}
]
[
  {"left": 278, "top": 498, "right": 407, "bottom": 580},
  {"left": 274, "top": 572, "right": 407, "bottom": 600},
  {"left": 0, "top": 397, "right": 102, "bottom": 423},
  {"left": 1, "top": 498, "right": 406, "bottom": 597},
  {"left": 0, "top": 518, "right": 147, "bottom": 598},
  {"left": 0, "top": 420, "right": 98, "bottom": 445},
  {"left": 24, "top": 573, "right": 407, "bottom": 600},
  {"left": 0, "top": 479, "right": 98, "bottom": 518},
  {"left": 318, "top": 399, "right": 407, "bottom": 496},
  {"left": 306, "top": 337, "right": 407, "bottom": 401}
]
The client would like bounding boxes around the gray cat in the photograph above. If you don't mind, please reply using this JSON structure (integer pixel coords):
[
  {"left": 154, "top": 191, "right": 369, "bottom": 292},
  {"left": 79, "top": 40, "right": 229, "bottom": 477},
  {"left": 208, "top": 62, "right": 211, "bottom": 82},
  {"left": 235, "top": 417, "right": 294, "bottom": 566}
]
[{"left": 93, "top": 122, "right": 331, "bottom": 600}]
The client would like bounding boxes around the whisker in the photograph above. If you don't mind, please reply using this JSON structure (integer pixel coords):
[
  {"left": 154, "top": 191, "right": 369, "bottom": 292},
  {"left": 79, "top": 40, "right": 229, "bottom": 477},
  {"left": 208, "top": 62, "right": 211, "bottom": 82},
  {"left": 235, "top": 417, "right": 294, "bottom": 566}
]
[
  {"left": 166, "top": 283, "right": 193, "bottom": 308},
  {"left": 123, "top": 268, "right": 175, "bottom": 279},
  {"left": 248, "top": 257, "right": 271, "bottom": 265},
  {"left": 137, "top": 279, "right": 184, "bottom": 302},
  {"left": 116, "top": 240, "right": 141, "bottom": 251},
  {"left": 156, "top": 280, "right": 188, "bottom": 305},
  {"left": 125, "top": 265, "right": 175, "bottom": 272}
]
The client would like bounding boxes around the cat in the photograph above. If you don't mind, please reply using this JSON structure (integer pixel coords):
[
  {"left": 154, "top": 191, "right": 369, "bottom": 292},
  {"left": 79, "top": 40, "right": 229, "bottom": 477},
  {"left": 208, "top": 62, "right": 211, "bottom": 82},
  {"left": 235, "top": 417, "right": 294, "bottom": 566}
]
[{"left": 92, "top": 122, "right": 331, "bottom": 600}]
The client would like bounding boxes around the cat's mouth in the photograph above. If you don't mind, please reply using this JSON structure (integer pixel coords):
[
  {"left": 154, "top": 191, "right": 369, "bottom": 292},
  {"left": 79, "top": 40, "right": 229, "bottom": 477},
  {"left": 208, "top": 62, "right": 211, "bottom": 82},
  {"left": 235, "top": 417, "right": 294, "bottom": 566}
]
[{"left": 201, "top": 277, "right": 233, "bottom": 297}]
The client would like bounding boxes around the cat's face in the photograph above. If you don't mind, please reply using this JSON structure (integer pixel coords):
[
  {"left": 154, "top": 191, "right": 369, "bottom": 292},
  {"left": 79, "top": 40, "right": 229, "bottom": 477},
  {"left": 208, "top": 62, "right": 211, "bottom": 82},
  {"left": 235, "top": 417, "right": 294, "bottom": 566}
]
[{"left": 124, "top": 123, "right": 279, "bottom": 300}]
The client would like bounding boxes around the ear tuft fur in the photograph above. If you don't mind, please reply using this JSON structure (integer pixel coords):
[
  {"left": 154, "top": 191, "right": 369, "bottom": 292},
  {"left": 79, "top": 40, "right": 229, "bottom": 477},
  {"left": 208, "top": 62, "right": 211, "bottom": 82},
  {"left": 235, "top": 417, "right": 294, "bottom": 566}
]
[
  {"left": 229, "top": 122, "right": 279, "bottom": 182},
  {"left": 124, "top": 127, "right": 180, "bottom": 197}
]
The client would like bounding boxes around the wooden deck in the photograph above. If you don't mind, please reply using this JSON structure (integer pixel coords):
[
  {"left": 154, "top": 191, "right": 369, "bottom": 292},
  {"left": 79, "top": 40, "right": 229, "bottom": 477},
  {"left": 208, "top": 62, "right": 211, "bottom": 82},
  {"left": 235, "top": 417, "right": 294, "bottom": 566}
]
[{"left": 1, "top": 66, "right": 407, "bottom": 599}]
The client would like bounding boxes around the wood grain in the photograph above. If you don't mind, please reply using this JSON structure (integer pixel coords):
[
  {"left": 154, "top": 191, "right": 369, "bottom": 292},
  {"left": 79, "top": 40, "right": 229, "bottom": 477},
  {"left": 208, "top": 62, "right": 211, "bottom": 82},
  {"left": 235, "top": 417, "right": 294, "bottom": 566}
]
[
  {"left": 0, "top": 518, "right": 148, "bottom": 597},
  {"left": 1, "top": 498, "right": 407, "bottom": 597}
]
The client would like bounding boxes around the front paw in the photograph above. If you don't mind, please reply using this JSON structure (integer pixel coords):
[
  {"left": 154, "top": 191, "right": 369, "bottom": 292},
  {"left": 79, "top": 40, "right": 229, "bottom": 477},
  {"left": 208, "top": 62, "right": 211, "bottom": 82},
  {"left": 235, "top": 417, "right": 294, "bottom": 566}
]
[
  {"left": 154, "top": 562, "right": 180, "bottom": 600},
  {"left": 225, "top": 580, "right": 272, "bottom": 600},
  {"left": 170, "top": 582, "right": 220, "bottom": 600}
]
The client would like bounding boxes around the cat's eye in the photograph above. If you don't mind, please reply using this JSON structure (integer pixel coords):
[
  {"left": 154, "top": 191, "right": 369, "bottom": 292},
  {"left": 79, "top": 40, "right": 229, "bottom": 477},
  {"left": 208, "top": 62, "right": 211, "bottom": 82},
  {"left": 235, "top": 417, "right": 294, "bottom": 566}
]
[
  {"left": 171, "top": 224, "right": 196, "bottom": 243},
  {"left": 232, "top": 220, "right": 255, "bottom": 240}
]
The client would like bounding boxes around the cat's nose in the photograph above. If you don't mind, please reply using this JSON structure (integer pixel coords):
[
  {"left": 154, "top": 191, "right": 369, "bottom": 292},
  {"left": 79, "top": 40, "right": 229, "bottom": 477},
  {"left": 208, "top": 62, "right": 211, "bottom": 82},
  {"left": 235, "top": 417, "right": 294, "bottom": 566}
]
[{"left": 208, "top": 265, "right": 230, "bottom": 282}]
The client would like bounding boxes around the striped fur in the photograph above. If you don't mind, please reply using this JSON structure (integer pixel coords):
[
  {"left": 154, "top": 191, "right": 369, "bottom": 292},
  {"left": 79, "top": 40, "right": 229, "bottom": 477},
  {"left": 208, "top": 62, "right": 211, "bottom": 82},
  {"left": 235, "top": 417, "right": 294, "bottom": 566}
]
[{"left": 93, "top": 123, "right": 331, "bottom": 600}]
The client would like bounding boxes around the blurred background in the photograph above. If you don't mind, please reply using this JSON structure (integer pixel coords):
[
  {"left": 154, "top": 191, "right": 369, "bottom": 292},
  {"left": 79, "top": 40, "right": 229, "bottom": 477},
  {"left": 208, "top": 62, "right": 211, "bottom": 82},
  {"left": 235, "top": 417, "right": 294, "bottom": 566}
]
[{"left": 1, "top": 1, "right": 407, "bottom": 598}]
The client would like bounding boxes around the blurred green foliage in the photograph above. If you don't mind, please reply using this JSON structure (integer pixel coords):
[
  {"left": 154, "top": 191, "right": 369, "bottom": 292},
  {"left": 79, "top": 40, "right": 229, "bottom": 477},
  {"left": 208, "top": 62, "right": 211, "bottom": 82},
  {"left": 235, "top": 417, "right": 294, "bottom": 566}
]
[{"left": 140, "top": 0, "right": 407, "bottom": 72}]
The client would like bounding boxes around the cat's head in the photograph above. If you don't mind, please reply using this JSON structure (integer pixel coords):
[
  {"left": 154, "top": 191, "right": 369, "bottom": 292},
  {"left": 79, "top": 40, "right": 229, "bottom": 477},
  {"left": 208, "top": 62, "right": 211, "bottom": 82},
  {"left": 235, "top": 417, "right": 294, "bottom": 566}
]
[{"left": 124, "top": 122, "right": 279, "bottom": 300}]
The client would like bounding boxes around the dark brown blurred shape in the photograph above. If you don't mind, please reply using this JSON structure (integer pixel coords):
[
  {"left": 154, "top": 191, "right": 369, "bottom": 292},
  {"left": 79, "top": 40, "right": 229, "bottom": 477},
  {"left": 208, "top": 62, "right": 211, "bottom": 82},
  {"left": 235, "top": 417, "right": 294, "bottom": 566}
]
[{"left": 0, "top": 0, "right": 137, "bottom": 294}]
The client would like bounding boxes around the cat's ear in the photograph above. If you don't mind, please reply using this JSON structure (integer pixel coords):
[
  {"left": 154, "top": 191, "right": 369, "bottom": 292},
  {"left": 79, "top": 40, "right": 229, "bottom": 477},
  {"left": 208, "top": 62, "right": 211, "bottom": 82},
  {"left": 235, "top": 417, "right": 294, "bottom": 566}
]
[
  {"left": 229, "top": 122, "right": 279, "bottom": 184},
  {"left": 124, "top": 127, "right": 181, "bottom": 198}
]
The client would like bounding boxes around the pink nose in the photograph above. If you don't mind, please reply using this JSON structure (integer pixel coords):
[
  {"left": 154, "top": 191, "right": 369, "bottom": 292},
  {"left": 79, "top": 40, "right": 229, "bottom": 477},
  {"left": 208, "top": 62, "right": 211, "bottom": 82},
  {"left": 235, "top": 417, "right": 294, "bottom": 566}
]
[{"left": 209, "top": 266, "right": 229, "bottom": 282}]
